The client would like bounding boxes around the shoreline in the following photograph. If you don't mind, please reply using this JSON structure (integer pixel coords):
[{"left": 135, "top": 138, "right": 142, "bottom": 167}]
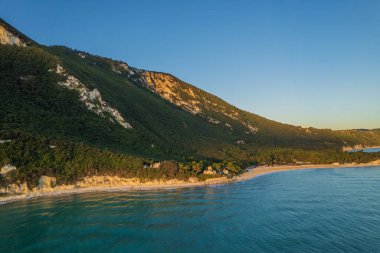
[
  {"left": 1, "top": 161, "right": 380, "bottom": 204},
  {"left": 343, "top": 145, "right": 380, "bottom": 152},
  {"left": 233, "top": 161, "right": 380, "bottom": 182}
]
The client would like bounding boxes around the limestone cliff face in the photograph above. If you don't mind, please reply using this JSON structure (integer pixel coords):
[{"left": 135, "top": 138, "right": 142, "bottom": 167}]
[
  {"left": 0, "top": 25, "right": 25, "bottom": 46},
  {"left": 53, "top": 64, "right": 132, "bottom": 129},
  {"left": 143, "top": 72, "right": 202, "bottom": 115},
  {"left": 342, "top": 144, "right": 367, "bottom": 151},
  {"left": 129, "top": 70, "right": 259, "bottom": 134},
  {"left": 0, "top": 18, "right": 37, "bottom": 47},
  {"left": 0, "top": 175, "right": 202, "bottom": 196}
]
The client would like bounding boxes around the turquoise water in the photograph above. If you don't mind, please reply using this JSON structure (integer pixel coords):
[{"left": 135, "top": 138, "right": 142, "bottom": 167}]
[
  {"left": 349, "top": 147, "right": 380, "bottom": 153},
  {"left": 2, "top": 167, "right": 380, "bottom": 252},
  {"left": 364, "top": 147, "right": 380, "bottom": 153}
]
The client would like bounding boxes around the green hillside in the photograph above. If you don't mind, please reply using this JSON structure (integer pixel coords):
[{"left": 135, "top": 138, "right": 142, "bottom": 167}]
[
  {"left": 47, "top": 45, "right": 380, "bottom": 153},
  {"left": 1, "top": 18, "right": 380, "bottom": 188}
]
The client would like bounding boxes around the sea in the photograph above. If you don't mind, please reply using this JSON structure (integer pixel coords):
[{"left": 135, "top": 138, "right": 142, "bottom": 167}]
[
  {"left": 2, "top": 166, "right": 380, "bottom": 252},
  {"left": 349, "top": 147, "right": 380, "bottom": 153}
]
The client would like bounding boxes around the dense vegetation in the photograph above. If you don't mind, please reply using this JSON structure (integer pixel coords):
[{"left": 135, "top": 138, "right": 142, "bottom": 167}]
[
  {"left": 0, "top": 131, "right": 245, "bottom": 188},
  {"left": 47, "top": 46, "right": 380, "bottom": 151},
  {"left": 1, "top": 131, "right": 379, "bottom": 189},
  {"left": 0, "top": 45, "right": 187, "bottom": 160}
]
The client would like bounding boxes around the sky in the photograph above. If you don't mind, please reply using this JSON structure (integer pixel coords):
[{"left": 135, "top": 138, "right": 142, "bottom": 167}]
[{"left": 1, "top": 0, "right": 379, "bottom": 130}]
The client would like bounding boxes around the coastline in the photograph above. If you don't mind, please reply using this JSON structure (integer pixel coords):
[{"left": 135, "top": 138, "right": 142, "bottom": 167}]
[
  {"left": 233, "top": 161, "right": 380, "bottom": 182},
  {"left": 343, "top": 145, "right": 380, "bottom": 152},
  {"left": 1, "top": 161, "right": 380, "bottom": 205}
]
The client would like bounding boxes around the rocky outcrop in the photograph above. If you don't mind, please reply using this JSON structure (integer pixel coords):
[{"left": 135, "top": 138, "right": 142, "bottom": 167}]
[
  {"left": 76, "top": 176, "right": 202, "bottom": 188},
  {"left": 111, "top": 62, "right": 129, "bottom": 74},
  {"left": 342, "top": 144, "right": 366, "bottom": 151},
  {"left": 2, "top": 182, "right": 29, "bottom": 195},
  {"left": 244, "top": 123, "right": 259, "bottom": 134},
  {"left": 143, "top": 71, "right": 202, "bottom": 115},
  {"left": 38, "top": 176, "right": 57, "bottom": 190},
  {"left": 369, "top": 160, "right": 380, "bottom": 165},
  {"left": 205, "top": 177, "right": 228, "bottom": 184},
  {"left": 0, "top": 25, "right": 26, "bottom": 46},
  {"left": 208, "top": 117, "right": 221, "bottom": 124},
  {"left": 53, "top": 65, "right": 132, "bottom": 129},
  {"left": 0, "top": 175, "right": 203, "bottom": 196},
  {"left": 127, "top": 70, "right": 260, "bottom": 134},
  {"left": 0, "top": 164, "right": 16, "bottom": 175},
  {"left": 235, "top": 139, "right": 245, "bottom": 145}
]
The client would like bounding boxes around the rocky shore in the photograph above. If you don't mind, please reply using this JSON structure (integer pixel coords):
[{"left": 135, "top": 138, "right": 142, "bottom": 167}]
[{"left": 0, "top": 175, "right": 230, "bottom": 204}]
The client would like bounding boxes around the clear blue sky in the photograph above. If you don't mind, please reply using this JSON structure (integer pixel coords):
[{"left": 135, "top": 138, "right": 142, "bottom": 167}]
[{"left": 1, "top": 0, "right": 379, "bottom": 130}]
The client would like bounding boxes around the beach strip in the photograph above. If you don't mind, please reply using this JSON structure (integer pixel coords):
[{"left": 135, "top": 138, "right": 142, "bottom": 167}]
[{"left": 1, "top": 161, "right": 380, "bottom": 204}]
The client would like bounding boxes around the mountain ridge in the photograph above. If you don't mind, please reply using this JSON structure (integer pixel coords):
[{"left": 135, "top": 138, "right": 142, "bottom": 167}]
[
  {"left": 1, "top": 18, "right": 380, "bottom": 161},
  {"left": 0, "top": 18, "right": 35, "bottom": 46}
]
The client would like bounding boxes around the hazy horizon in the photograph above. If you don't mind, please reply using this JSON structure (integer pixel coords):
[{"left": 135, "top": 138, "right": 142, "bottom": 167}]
[{"left": 1, "top": 0, "right": 379, "bottom": 130}]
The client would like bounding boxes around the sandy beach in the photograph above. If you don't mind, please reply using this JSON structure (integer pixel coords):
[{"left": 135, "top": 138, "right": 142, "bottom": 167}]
[
  {"left": 1, "top": 161, "right": 380, "bottom": 204},
  {"left": 234, "top": 161, "right": 380, "bottom": 182}
]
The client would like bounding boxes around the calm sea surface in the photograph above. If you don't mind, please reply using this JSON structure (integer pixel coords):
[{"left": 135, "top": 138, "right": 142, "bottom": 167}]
[
  {"left": 364, "top": 147, "right": 380, "bottom": 153},
  {"left": 2, "top": 167, "right": 380, "bottom": 253},
  {"left": 349, "top": 147, "right": 380, "bottom": 153}
]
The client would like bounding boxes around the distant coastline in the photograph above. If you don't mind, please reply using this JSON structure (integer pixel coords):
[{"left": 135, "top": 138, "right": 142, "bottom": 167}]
[
  {"left": 234, "top": 160, "right": 380, "bottom": 182},
  {"left": 342, "top": 145, "right": 380, "bottom": 152},
  {"left": 1, "top": 160, "right": 380, "bottom": 205}
]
